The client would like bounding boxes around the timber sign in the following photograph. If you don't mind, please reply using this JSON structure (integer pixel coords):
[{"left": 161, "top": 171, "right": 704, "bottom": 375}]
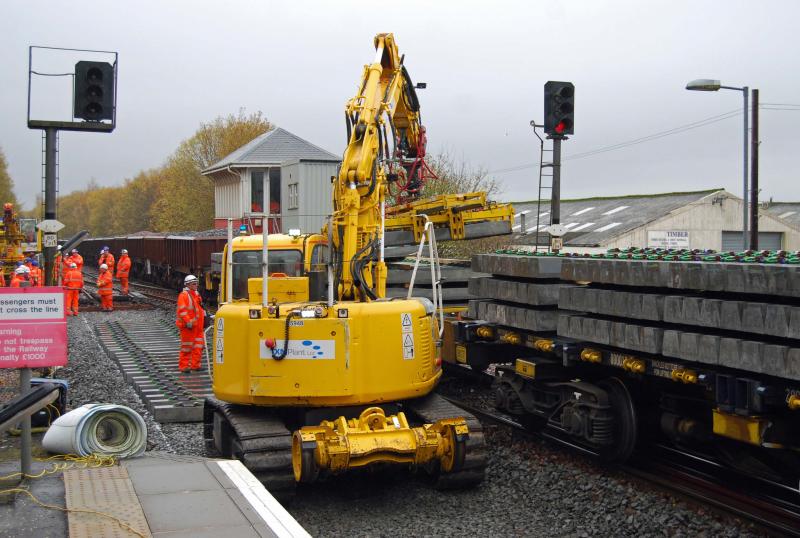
[
  {"left": 647, "top": 230, "right": 690, "bottom": 249},
  {"left": 0, "top": 287, "right": 67, "bottom": 368}
]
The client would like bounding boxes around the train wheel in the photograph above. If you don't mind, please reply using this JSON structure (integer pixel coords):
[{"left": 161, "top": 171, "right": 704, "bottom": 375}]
[{"left": 598, "top": 377, "right": 638, "bottom": 462}]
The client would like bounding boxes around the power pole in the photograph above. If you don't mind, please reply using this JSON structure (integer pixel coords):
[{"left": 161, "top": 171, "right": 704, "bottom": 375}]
[
  {"left": 43, "top": 128, "right": 57, "bottom": 286},
  {"left": 551, "top": 137, "right": 561, "bottom": 227},
  {"left": 750, "top": 89, "right": 759, "bottom": 250}
]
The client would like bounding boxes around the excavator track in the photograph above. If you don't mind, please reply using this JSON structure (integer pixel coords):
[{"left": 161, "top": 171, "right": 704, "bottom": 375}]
[
  {"left": 404, "top": 392, "right": 487, "bottom": 489},
  {"left": 203, "top": 397, "right": 296, "bottom": 502}
]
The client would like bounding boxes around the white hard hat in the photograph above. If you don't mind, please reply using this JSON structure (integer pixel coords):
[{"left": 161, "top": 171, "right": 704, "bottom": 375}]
[
  {"left": 121, "top": 249, "right": 128, "bottom": 254},
  {"left": 184, "top": 274, "right": 198, "bottom": 285},
  {"left": 14, "top": 266, "right": 26, "bottom": 275},
  {"left": 57, "top": 245, "right": 62, "bottom": 251},
  {"left": 100, "top": 263, "right": 108, "bottom": 270}
]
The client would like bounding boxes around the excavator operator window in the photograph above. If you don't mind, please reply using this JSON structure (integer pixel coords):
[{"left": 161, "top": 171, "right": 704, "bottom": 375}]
[
  {"left": 310, "top": 244, "right": 329, "bottom": 272},
  {"left": 232, "top": 249, "right": 304, "bottom": 299}
]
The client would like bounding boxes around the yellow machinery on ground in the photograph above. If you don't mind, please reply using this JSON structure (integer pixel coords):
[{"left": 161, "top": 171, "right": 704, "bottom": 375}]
[
  {"left": 1, "top": 203, "right": 28, "bottom": 278},
  {"left": 204, "top": 34, "right": 508, "bottom": 500}
]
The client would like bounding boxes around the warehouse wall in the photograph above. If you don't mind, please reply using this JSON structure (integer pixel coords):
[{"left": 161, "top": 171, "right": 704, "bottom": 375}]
[{"left": 605, "top": 192, "right": 800, "bottom": 251}]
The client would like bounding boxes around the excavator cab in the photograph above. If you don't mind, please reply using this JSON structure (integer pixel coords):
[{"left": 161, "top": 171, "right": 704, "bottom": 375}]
[{"left": 219, "top": 232, "right": 328, "bottom": 303}]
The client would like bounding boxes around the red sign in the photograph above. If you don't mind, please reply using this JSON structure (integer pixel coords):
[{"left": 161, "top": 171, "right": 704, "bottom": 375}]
[{"left": 0, "top": 287, "right": 67, "bottom": 368}]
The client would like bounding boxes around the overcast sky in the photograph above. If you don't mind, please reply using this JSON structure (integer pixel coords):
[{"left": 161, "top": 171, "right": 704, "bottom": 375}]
[{"left": 2, "top": 0, "right": 799, "bottom": 211}]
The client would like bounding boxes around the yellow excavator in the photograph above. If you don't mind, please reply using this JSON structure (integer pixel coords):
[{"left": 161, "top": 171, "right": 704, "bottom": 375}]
[{"left": 203, "top": 33, "right": 512, "bottom": 500}]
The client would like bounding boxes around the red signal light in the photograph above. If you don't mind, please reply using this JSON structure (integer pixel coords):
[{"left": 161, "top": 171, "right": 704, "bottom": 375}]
[{"left": 555, "top": 121, "right": 566, "bottom": 134}]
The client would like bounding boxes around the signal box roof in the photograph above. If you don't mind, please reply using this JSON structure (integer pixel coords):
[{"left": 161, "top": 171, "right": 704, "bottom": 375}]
[{"left": 202, "top": 127, "right": 340, "bottom": 176}]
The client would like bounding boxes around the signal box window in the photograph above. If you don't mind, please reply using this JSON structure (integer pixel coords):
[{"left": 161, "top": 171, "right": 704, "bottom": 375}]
[
  {"left": 288, "top": 183, "right": 299, "bottom": 210},
  {"left": 251, "top": 171, "right": 264, "bottom": 213},
  {"left": 232, "top": 249, "right": 303, "bottom": 299}
]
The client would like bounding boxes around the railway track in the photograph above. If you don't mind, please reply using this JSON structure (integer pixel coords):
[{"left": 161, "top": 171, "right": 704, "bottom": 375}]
[
  {"left": 440, "top": 364, "right": 800, "bottom": 537},
  {"left": 77, "top": 306, "right": 799, "bottom": 533},
  {"left": 82, "top": 268, "right": 180, "bottom": 311}
]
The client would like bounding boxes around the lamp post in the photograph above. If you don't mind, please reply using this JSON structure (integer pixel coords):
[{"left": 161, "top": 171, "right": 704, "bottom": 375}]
[{"left": 686, "top": 79, "right": 749, "bottom": 250}]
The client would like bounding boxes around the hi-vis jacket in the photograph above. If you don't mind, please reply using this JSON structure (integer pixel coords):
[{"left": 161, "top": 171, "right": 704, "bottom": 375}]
[
  {"left": 63, "top": 268, "right": 84, "bottom": 290},
  {"left": 97, "top": 271, "right": 113, "bottom": 295},
  {"left": 116, "top": 255, "right": 131, "bottom": 278},
  {"left": 99, "top": 252, "right": 115, "bottom": 272},
  {"left": 176, "top": 288, "right": 204, "bottom": 330}
]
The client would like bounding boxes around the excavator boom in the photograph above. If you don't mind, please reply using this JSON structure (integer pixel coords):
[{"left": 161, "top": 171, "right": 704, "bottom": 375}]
[{"left": 332, "top": 33, "right": 512, "bottom": 302}]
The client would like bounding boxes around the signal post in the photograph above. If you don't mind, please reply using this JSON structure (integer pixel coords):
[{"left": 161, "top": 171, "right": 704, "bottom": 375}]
[
  {"left": 543, "top": 81, "right": 574, "bottom": 252},
  {"left": 18, "top": 47, "right": 117, "bottom": 471},
  {"left": 27, "top": 47, "right": 117, "bottom": 285}
]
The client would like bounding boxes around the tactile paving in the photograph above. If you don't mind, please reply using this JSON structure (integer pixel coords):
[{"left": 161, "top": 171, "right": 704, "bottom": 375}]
[
  {"left": 95, "top": 319, "right": 212, "bottom": 422},
  {"left": 64, "top": 465, "right": 151, "bottom": 538}
]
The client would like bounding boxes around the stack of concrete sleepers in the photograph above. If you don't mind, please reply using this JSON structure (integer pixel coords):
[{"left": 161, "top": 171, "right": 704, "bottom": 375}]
[
  {"left": 466, "top": 254, "right": 573, "bottom": 333},
  {"left": 386, "top": 260, "right": 486, "bottom": 306},
  {"left": 558, "top": 258, "right": 800, "bottom": 381}
]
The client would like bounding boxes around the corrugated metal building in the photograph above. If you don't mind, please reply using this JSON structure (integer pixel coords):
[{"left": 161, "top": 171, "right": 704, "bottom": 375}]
[
  {"left": 510, "top": 189, "right": 800, "bottom": 253},
  {"left": 202, "top": 127, "right": 340, "bottom": 234}
]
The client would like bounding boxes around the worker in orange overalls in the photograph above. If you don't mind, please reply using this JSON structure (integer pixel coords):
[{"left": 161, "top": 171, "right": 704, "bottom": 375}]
[
  {"left": 29, "top": 260, "right": 43, "bottom": 287},
  {"left": 61, "top": 249, "right": 72, "bottom": 277},
  {"left": 10, "top": 266, "right": 32, "bottom": 288},
  {"left": 70, "top": 249, "right": 84, "bottom": 271},
  {"left": 53, "top": 246, "right": 64, "bottom": 284},
  {"left": 176, "top": 274, "right": 205, "bottom": 373},
  {"left": 98, "top": 246, "right": 115, "bottom": 274},
  {"left": 63, "top": 262, "right": 84, "bottom": 316},
  {"left": 97, "top": 263, "right": 114, "bottom": 312},
  {"left": 23, "top": 258, "right": 37, "bottom": 286},
  {"left": 0, "top": 262, "right": 5, "bottom": 287},
  {"left": 116, "top": 249, "right": 131, "bottom": 295}
]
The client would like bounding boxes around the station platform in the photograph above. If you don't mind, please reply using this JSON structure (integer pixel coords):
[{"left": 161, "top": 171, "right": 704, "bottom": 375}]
[{"left": 0, "top": 452, "right": 309, "bottom": 538}]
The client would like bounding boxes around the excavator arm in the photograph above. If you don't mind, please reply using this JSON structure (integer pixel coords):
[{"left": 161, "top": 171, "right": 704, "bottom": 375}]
[
  {"left": 333, "top": 33, "right": 421, "bottom": 301},
  {"left": 332, "top": 33, "right": 513, "bottom": 302}
]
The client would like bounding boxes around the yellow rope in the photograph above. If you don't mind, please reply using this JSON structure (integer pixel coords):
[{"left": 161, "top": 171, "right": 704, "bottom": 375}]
[
  {"left": 0, "top": 488, "right": 147, "bottom": 538},
  {"left": 0, "top": 453, "right": 116, "bottom": 482}
]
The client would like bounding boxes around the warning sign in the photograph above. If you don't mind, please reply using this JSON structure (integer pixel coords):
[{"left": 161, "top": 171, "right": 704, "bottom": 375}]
[
  {"left": 0, "top": 287, "right": 67, "bottom": 368},
  {"left": 215, "top": 317, "right": 225, "bottom": 364},
  {"left": 401, "top": 313, "right": 414, "bottom": 360}
]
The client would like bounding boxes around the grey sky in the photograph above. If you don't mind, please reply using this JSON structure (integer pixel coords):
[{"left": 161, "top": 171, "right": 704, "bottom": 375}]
[{"left": 2, "top": 0, "right": 799, "bottom": 211}]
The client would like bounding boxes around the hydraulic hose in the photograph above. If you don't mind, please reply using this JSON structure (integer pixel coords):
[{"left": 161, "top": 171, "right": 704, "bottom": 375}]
[
  {"left": 271, "top": 311, "right": 298, "bottom": 360},
  {"left": 42, "top": 403, "right": 147, "bottom": 459}
]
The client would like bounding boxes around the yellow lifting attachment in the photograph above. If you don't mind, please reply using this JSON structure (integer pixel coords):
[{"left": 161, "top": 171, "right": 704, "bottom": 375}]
[
  {"left": 500, "top": 332, "right": 521, "bottom": 345},
  {"left": 532, "top": 338, "right": 555, "bottom": 353},
  {"left": 580, "top": 349, "right": 602, "bottom": 363},
  {"left": 670, "top": 368, "right": 698, "bottom": 384},
  {"left": 621, "top": 356, "right": 646, "bottom": 374},
  {"left": 292, "top": 407, "right": 469, "bottom": 482},
  {"left": 475, "top": 325, "right": 494, "bottom": 339}
]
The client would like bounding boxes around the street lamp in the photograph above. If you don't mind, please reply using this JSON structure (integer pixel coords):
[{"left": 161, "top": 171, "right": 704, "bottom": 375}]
[{"left": 686, "top": 79, "right": 749, "bottom": 250}]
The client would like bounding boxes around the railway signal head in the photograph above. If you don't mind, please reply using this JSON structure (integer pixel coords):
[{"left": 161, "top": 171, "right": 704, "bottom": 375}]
[
  {"left": 74, "top": 61, "right": 115, "bottom": 121},
  {"left": 544, "top": 81, "right": 575, "bottom": 137}
]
